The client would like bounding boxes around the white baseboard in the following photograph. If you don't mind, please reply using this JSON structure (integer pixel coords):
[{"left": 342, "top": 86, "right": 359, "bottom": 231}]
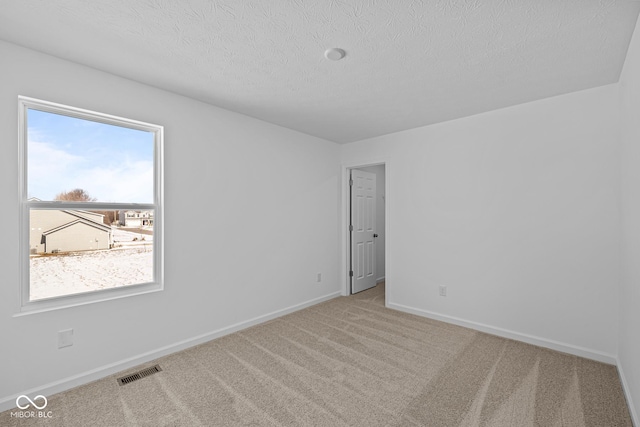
[
  {"left": 387, "top": 302, "right": 617, "bottom": 365},
  {"left": 0, "top": 291, "right": 342, "bottom": 413},
  {"left": 376, "top": 276, "right": 386, "bottom": 283},
  {"left": 617, "top": 358, "right": 639, "bottom": 427}
]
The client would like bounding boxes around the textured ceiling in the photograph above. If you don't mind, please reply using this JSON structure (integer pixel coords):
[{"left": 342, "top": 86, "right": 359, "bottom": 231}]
[{"left": 1, "top": 1, "right": 639, "bottom": 143}]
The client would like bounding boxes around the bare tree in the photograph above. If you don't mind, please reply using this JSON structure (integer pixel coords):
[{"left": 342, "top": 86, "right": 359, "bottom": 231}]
[
  {"left": 54, "top": 188, "right": 96, "bottom": 202},
  {"left": 101, "top": 211, "right": 117, "bottom": 225}
]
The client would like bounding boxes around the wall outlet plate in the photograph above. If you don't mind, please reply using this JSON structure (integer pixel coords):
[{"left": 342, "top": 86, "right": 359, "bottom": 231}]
[
  {"left": 439, "top": 285, "right": 447, "bottom": 297},
  {"left": 58, "top": 329, "right": 73, "bottom": 348}
]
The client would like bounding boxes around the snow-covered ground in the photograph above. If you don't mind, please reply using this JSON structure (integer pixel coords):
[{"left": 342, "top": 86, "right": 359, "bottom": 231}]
[
  {"left": 30, "top": 227, "right": 154, "bottom": 301},
  {"left": 112, "top": 226, "right": 153, "bottom": 245}
]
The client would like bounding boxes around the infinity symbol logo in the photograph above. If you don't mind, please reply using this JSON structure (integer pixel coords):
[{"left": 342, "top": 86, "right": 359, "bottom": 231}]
[{"left": 16, "top": 395, "right": 48, "bottom": 410}]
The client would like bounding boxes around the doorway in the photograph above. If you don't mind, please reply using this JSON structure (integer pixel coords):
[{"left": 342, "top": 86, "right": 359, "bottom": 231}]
[{"left": 347, "top": 163, "right": 386, "bottom": 296}]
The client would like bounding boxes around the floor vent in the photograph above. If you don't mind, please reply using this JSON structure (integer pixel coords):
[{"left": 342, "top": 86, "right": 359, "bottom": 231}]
[{"left": 117, "top": 365, "right": 162, "bottom": 386}]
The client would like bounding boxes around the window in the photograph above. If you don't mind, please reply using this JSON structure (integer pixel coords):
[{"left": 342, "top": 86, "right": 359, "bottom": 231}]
[{"left": 19, "top": 96, "right": 163, "bottom": 312}]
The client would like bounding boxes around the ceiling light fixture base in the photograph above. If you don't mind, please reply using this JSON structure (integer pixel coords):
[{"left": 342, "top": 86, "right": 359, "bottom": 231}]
[{"left": 325, "top": 48, "right": 346, "bottom": 61}]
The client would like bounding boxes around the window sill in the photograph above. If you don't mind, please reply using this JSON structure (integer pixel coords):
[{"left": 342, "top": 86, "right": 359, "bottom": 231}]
[{"left": 14, "top": 282, "right": 163, "bottom": 316}]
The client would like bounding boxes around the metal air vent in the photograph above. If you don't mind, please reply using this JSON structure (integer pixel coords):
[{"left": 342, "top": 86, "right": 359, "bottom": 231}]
[{"left": 117, "top": 364, "right": 162, "bottom": 386}]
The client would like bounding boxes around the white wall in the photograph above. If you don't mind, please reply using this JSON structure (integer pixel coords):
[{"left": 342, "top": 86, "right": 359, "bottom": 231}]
[
  {"left": 0, "top": 40, "right": 341, "bottom": 409},
  {"left": 619, "top": 12, "right": 640, "bottom": 424},
  {"left": 342, "top": 84, "right": 621, "bottom": 361},
  {"left": 355, "top": 165, "right": 386, "bottom": 281}
]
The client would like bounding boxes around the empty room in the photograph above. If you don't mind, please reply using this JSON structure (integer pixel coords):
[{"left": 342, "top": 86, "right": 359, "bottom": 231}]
[{"left": 2, "top": 1, "right": 640, "bottom": 426}]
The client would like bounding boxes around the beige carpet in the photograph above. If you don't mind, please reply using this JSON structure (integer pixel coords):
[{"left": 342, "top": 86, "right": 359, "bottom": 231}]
[{"left": 1, "top": 283, "right": 632, "bottom": 426}]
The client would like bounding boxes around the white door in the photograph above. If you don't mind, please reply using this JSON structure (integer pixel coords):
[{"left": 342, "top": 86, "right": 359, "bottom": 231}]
[{"left": 350, "top": 169, "right": 377, "bottom": 294}]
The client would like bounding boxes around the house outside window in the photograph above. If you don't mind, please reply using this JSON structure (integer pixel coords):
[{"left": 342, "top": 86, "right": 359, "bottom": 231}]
[{"left": 19, "top": 96, "right": 164, "bottom": 312}]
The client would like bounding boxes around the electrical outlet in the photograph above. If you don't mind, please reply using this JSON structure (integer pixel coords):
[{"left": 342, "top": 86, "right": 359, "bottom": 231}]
[
  {"left": 316, "top": 273, "right": 322, "bottom": 283},
  {"left": 58, "top": 329, "right": 73, "bottom": 349},
  {"left": 439, "top": 285, "right": 447, "bottom": 297}
]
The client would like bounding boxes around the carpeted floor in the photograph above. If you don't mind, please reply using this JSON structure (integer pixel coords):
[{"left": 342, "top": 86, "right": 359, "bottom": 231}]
[{"left": 1, "top": 283, "right": 633, "bottom": 426}]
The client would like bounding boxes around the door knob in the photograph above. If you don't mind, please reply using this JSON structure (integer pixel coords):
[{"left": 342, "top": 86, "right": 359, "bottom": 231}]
[{"left": 373, "top": 234, "right": 378, "bottom": 238}]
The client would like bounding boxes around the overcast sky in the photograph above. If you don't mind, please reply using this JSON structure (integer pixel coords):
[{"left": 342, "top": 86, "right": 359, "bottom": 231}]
[{"left": 27, "top": 108, "right": 155, "bottom": 203}]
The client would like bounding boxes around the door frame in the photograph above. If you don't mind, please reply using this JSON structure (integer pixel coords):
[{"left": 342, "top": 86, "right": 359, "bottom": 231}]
[{"left": 340, "top": 160, "right": 390, "bottom": 305}]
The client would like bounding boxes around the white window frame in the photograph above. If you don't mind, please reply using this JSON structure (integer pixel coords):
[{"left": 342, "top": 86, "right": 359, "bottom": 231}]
[{"left": 17, "top": 96, "right": 164, "bottom": 314}]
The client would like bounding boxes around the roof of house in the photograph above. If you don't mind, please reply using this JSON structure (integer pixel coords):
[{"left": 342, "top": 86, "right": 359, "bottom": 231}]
[{"left": 42, "top": 218, "right": 111, "bottom": 236}]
